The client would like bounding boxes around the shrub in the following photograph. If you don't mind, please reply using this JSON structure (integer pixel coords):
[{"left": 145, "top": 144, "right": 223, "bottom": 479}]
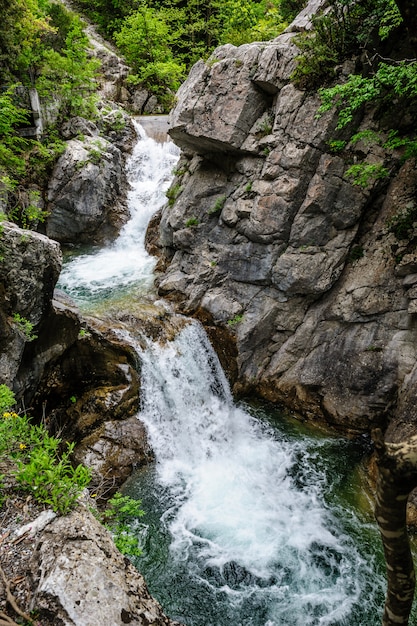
[
  {"left": 101, "top": 492, "right": 145, "bottom": 557},
  {"left": 208, "top": 195, "right": 226, "bottom": 215},
  {"left": 0, "top": 391, "right": 91, "bottom": 516},
  {"left": 0, "top": 384, "right": 16, "bottom": 413}
]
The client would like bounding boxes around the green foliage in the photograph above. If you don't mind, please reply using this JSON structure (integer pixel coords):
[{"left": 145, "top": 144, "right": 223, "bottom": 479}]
[
  {"left": 0, "top": 86, "right": 30, "bottom": 178},
  {"left": 318, "top": 61, "right": 417, "bottom": 130},
  {"left": 227, "top": 313, "right": 243, "bottom": 326},
  {"left": 0, "top": 2, "right": 97, "bottom": 192},
  {"left": 0, "top": 406, "right": 91, "bottom": 515},
  {"left": 327, "top": 139, "right": 347, "bottom": 153},
  {"left": 74, "top": 0, "right": 288, "bottom": 106},
  {"left": 208, "top": 195, "right": 226, "bottom": 215},
  {"left": 102, "top": 492, "right": 145, "bottom": 557},
  {"left": 166, "top": 183, "right": 182, "bottom": 206},
  {"left": 349, "top": 244, "right": 364, "bottom": 261},
  {"left": 292, "top": 0, "right": 402, "bottom": 89},
  {"left": 36, "top": 19, "right": 100, "bottom": 120},
  {"left": 386, "top": 202, "right": 417, "bottom": 240},
  {"left": 185, "top": 216, "right": 199, "bottom": 227},
  {"left": 350, "top": 129, "right": 382, "bottom": 146},
  {"left": 114, "top": 6, "right": 185, "bottom": 99},
  {"left": 384, "top": 131, "right": 417, "bottom": 161},
  {"left": 0, "top": 384, "right": 16, "bottom": 413},
  {"left": 279, "top": 0, "right": 307, "bottom": 22},
  {"left": 345, "top": 162, "right": 389, "bottom": 188},
  {"left": 16, "top": 440, "right": 91, "bottom": 514},
  {"left": 256, "top": 116, "right": 273, "bottom": 137},
  {"left": 12, "top": 313, "right": 37, "bottom": 341},
  {"left": 8, "top": 189, "right": 49, "bottom": 229}
]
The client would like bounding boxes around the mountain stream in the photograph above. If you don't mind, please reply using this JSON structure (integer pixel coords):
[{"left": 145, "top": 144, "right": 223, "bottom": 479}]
[{"left": 57, "top": 120, "right": 398, "bottom": 626}]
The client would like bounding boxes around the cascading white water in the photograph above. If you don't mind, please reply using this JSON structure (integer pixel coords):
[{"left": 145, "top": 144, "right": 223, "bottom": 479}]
[
  {"left": 127, "top": 321, "right": 386, "bottom": 626},
  {"left": 57, "top": 123, "right": 390, "bottom": 625},
  {"left": 57, "top": 121, "right": 179, "bottom": 307}
]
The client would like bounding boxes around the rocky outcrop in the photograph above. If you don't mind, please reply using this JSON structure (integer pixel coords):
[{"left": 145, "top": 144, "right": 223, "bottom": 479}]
[
  {"left": 0, "top": 220, "right": 151, "bottom": 488},
  {"left": 0, "top": 221, "right": 180, "bottom": 624},
  {"left": 27, "top": 505, "right": 181, "bottom": 626},
  {"left": 0, "top": 222, "right": 62, "bottom": 389},
  {"left": 150, "top": 0, "right": 417, "bottom": 434},
  {"left": 46, "top": 132, "right": 129, "bottom": 245}
]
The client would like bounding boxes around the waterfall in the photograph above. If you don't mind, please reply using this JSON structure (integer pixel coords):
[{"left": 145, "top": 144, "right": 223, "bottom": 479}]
[
  {"left": 57, "top": 122, "right": 388, "bottom": 626},
  {"left": 126, "top": 320, "right": 385, "bottom": 626},
  {"left": 57, "top": 121, "right": 179, "bottom": 308}
]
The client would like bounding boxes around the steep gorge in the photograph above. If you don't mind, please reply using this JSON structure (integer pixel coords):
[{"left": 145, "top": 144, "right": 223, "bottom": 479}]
[{"left": 150, "top": 0, "right": 417, "bottom": 444}]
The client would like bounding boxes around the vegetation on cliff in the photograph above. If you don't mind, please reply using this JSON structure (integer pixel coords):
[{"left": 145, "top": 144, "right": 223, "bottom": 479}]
[
  {"left": 72, "top": 0, "right": 305, "bottom": 104},
  {"left": 0, "top": 0, "right": 101, "bottom": 229}
]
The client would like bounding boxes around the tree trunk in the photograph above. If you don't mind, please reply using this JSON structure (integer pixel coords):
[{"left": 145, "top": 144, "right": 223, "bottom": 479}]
[
  {"left": 394, "top": 0, "right": 417, "bottom": 57},
  {"left": 373, "top": 428, "right": 417, "bottom": 625}
]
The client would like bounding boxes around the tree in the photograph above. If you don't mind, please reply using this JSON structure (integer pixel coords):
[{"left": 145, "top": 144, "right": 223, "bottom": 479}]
[
  {"left": 373, "top": 430, "right": 417, "bottom": 626},
  {"left": 36, "top": 19, "right": 100, "bottom": 119},
  {"left": 114, "top": 4, "right": 185, "bottom": 101},
  {"left": 0, "top": 0, "right": 25, "bottom": 81},
  {"left": 394, "top": 0, "right": 417, "bottom": 56}
]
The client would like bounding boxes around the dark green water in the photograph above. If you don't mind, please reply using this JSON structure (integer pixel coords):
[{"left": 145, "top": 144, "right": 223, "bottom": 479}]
[{"left": 121, "top": 323, "right": 401, "bottom": 626}]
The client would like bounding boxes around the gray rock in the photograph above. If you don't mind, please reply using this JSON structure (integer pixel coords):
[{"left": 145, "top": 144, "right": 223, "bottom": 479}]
[
  {"left": 29, "top": 505, "right": 182, "bottom": 626},
  {"left": 151, "top": 15, "right": 417, "bottom": 434},
  {"left": 46, "top": 136, "right": 129, "bottom": 245},
  {"left": 0, "top": 222, "right": 62, "bottom": 388}
]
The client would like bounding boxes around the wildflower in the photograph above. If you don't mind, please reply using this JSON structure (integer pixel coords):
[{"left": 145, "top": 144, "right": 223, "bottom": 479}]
[{"left": 19, "top": 443, "right": 27, "bottom": 450}]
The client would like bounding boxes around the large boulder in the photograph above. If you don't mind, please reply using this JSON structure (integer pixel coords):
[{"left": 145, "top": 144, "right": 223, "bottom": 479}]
[
  {"left": 46, "top": 135, "right": 129, "bottom": 245},
  {"left": 28, "top": 505, "right": 182, "bottom": 626},
  {"left": 0, "top": 222, "right": 62, "bottom": 389}
]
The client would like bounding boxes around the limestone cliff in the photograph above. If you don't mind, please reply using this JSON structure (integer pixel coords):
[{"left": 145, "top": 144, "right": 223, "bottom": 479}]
[{"left": 150, "top": 0, "right": 417, "bottom": 436}]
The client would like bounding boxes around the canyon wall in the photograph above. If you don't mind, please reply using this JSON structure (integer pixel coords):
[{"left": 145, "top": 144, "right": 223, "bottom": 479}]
[{"left": 151, "top": 0, "right": 417, "bottom": 437}]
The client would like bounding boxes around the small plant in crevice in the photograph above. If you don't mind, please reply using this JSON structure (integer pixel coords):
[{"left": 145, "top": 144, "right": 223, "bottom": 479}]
[
  {"left": 327, "top": 139, "right": 347, "bottom": 153},
  {"left": 87, "top": 140, "right": 106, "bottom": 165},
  {"left": 206, "top": 57, "right": 220, "bottom": 68},
  {"left": 348, "top": 244, "right": 364, "bottom": 262},
  {"left": 166, "top": 183, "right": 182, "bottom": 207},
  {"left": 387, "top": 202, "right": 417, "bottom": 241},
  {"left": 208, "top": 195, "right": 226, "bottom": 215},
  {"left": 257, "top": 117, "right": 273, "bottom": 137},
  {"left": 227, "top": 313, "right": 243, "bottom": 326},
  {"left": 12, "top": 313, "right": 37, "bottom": 341},
  {"left": 185, "top": 216, "right": 199, "bottom": 227}
]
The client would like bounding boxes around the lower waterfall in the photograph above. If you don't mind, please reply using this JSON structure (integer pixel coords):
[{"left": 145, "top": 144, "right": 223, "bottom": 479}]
[
  {"left": 125, "top": 320, "right": 385, "bottom": 626},
  {"left": 57, "top": 121, "right": 396, "bottom": 625}
]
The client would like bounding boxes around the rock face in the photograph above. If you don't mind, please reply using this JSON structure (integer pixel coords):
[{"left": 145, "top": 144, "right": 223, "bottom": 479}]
[
  {"left": 0, "top": 219, "right": 155, "bottom": 490},
  {"left": 0, "top": 222, "right": 62, "bottom": 388},
  {"left": 150, "top": 0, "right": 417, "bottom": 434},
  {"left": 29, "top": 505, "right": 182, "bottom": 626},
  {"left": 46, "top": 133, "right": 129, "bottom": 245}
]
